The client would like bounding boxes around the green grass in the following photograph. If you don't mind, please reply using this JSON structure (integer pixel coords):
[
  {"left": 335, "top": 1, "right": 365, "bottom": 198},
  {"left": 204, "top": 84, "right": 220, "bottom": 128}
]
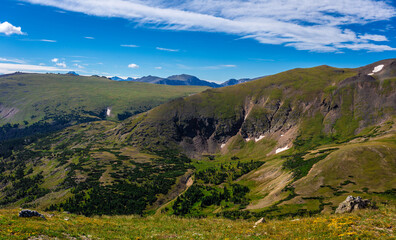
[
  {"left": 0, "top": 206, "right": 395, "bottom": 239},
  {"left": 0, "top": 73, "right": 208, "bottom": 125}
]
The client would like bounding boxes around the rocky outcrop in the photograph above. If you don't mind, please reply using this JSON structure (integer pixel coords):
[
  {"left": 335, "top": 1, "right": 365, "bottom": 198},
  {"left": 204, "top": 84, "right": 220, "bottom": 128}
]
[
  {"left": 19, "top": 209, "right": 46, "bottom": 220},
  {"left": 335, "top": 196, "right": 372, "bottom": 214}
]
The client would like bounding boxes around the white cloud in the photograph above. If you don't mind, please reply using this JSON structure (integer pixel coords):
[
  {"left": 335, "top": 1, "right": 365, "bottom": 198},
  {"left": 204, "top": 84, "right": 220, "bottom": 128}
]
[
  {"left": 51, "top": 58, "right": 67, "bottom": 67},
  {"left": 22, "top": 0, "right": 396, "bottom": 52},
  {"left": 0, "top": 57, "right": 25, "bottom": 64},
  {"left": 359, "top": 34, "right": 388, "bottom": 42},
  {"left": 84, "top": 36, "right": 95, "bottom": 39},
  {"left": 73, "top": 63, "right": 84, "bottom": 69},
  {"left": 335, "top": 43, "right": 396, "bottom": 52},
  {"left": 56, "top": 62, "right": 67, "bottom": 68},
  {"left": 156, "top": 47, "right": 179, "bottom": 52},
  {"left": 155, "top": 66, "right": 162, "bottom": 69},
  {"left": 0, "top": 63, "right": 71, "bottom": 74},
  {"left": 0, "top": 21, "right": 24, "bottom": 35},
  {"left": 121, "top": 44, "right": 139, "bottom": 48},
  {"left": 40, "top": 39, "right": 57, "bottom": 42},
  {"left": 128, "top": 63, "right": 139, "bottom": 69}
]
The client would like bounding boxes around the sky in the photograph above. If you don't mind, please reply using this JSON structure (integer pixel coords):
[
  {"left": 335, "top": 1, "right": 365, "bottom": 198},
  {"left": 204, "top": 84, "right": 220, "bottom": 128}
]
[{"left": 0, "top": 0, "right": 396, "bottom": 83}]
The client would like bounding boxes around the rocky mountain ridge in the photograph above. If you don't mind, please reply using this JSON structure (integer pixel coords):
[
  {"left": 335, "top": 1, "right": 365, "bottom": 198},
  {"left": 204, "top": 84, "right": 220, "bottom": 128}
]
[{"left": 119, "top": 59, "right": 396, "bottom": 158}]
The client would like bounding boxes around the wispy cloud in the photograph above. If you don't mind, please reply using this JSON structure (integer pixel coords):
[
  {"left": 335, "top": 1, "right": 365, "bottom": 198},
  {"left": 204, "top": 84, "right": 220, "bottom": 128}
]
[
  {"left": 128, "top": 63, "right": 139, "bottom": 69},
  {"left": 156, "top": 47, "right": 179, "bottom": 52},
  {"left": 176, "top": 63, "right": 237, "bottom": 70},
  {"left": 0, "top": 21, "right": 24, "bottom": 35},
  {"left": 203, "top": 64, "right": 237, "bottom": 70},
  {"left": 20, "top": 38, "right": 57, "bottom": 42},
  {"left": 84, "top": 36, "right": 95, "bottom": 39},
  {"left": 40, "top": 39, "right": 57, "bottom": 42},
  {"left": 0, "top": 63, "right": 71, "bottom": 74},
  {"left": 0, "top": 57, "right": 26, "bottom": 64},
  {"left": 121, "top": 44, "right": 139, "bottom": 48},
  {"left": 22, "top": 0, "right": 396, "bottom": 52},
  {"left": 155, "top": 66, "right": 162, "bottom": 69}
]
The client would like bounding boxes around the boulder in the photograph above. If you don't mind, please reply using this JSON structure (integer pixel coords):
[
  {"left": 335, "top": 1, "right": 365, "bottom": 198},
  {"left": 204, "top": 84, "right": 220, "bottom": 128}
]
[
  {"left": 18, "top": 209, "right": 46, "bottom": 220},
  {"left": 335, "top": 196, "right": 372, "bottom": 214},
  {"left": 253, "top": 217, "right": 265, "bottom": 228}
]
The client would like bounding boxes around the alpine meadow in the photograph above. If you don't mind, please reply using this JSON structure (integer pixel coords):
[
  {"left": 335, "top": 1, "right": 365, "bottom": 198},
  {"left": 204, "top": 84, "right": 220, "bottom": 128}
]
[{"left": 1, "top": 0, "right": 396, "bottom": 239}]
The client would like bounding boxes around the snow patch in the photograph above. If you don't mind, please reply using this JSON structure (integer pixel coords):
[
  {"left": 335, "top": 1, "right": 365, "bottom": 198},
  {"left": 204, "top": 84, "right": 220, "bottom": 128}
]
[
  {"left": 221, "top": 143, "right": 226, "bottom": 149},
  {"left": 373, "top": 64, "right": 384, "bottom": 73},
  {"left": 281, "top": 134, "right": 284, "bottom": 137},
  {"left": 245, "top": 138, "right": 252, "bottom": 142},
  {"left": 368, "top": 64, "right": 384, "bottom": 75},
  {"left": 255, "top": 135, "right": 265, "bottom": 142},
  {"left": 275, "top": 146, "right": 289, "bottom": 154},
  {"left": 106, "top": 107, "right": 111, "bottom": 117}
]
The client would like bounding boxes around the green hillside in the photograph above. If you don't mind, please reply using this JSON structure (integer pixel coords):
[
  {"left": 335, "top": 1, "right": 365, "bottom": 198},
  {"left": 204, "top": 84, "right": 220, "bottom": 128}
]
[
  {"left": 0, "top": 60, "right": 395, "bottom": 219},
  {"left": 0, "top": 73, "right": 208, "bottom": 140}
]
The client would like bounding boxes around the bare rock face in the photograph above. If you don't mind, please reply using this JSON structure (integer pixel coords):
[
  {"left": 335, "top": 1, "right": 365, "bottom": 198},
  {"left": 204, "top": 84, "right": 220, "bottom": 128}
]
[{"left": 335, "top": 196, "right": 372, "bottom": 214}]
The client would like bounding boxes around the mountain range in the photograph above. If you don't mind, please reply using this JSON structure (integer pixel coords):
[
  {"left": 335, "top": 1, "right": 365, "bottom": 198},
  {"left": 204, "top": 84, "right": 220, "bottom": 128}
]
[
  {"left": 0, "top": 59, "right": 395, "bottom": 219},
  {"left": 111, "top": 74, "right": 255, "bottom": 87}
]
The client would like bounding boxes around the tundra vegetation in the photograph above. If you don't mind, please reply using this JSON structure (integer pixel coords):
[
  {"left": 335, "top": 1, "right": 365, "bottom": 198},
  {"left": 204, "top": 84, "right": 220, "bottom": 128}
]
[{"left": 0, "top": 60, "right": 395, "bottom": 238}]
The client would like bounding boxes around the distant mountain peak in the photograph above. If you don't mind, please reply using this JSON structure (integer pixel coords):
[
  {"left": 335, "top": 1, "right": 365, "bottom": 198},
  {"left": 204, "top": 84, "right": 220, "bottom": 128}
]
[
  {"left": 67, "top": 71, "right": 79, "bottom": 76},
  {"left": 111, "top": 74, "right": 255, "bottom": 88}
]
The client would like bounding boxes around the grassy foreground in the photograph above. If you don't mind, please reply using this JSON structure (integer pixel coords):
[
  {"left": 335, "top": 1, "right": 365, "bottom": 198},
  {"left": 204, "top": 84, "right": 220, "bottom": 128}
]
[{"left": 0, "top": 206, "right": 394, "bottom": 239}]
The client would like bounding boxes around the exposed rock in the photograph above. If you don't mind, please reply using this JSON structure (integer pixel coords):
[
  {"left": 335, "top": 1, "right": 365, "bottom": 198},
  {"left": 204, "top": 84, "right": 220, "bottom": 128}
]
[
  {"left": 253, "top": 217, "right": 265, "bottom": 228},
  {"left": 19, "top": 209, "right": 46, "bottom": 220},
  {"left": 335, "top": 196, "right": 372, "bottom": 214}
]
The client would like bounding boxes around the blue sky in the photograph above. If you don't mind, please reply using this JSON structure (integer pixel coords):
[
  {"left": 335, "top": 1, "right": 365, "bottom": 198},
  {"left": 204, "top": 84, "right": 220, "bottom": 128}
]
[{"left": 1, "top": 0, "right": 395, "bottom": 83}]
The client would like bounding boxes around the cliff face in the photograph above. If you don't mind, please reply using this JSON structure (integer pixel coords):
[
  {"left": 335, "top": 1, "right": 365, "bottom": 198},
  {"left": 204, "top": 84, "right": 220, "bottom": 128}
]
[{"left": 118, "top": 59, "right": 396, "bottom": 157}]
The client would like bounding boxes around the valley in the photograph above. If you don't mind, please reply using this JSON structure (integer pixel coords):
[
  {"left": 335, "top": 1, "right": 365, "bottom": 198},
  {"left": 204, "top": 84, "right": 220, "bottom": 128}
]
[{"left": 0, "top": 59, "right": 395, "bottom": 222}]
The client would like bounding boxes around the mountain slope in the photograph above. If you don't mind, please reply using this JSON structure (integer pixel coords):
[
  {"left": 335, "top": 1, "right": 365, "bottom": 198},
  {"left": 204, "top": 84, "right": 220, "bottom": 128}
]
[
  {"left": 0, "top": 73, "right": 208, "bottom": 140},
  {"left": 0, "top": 59, "right": 395, "bottom": 217},
  {"left": 115, "top": 59, "right": 396, "bottom": 216},
  {"left": 120, "top": 59, "right": 395, "bottom": 157}
]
